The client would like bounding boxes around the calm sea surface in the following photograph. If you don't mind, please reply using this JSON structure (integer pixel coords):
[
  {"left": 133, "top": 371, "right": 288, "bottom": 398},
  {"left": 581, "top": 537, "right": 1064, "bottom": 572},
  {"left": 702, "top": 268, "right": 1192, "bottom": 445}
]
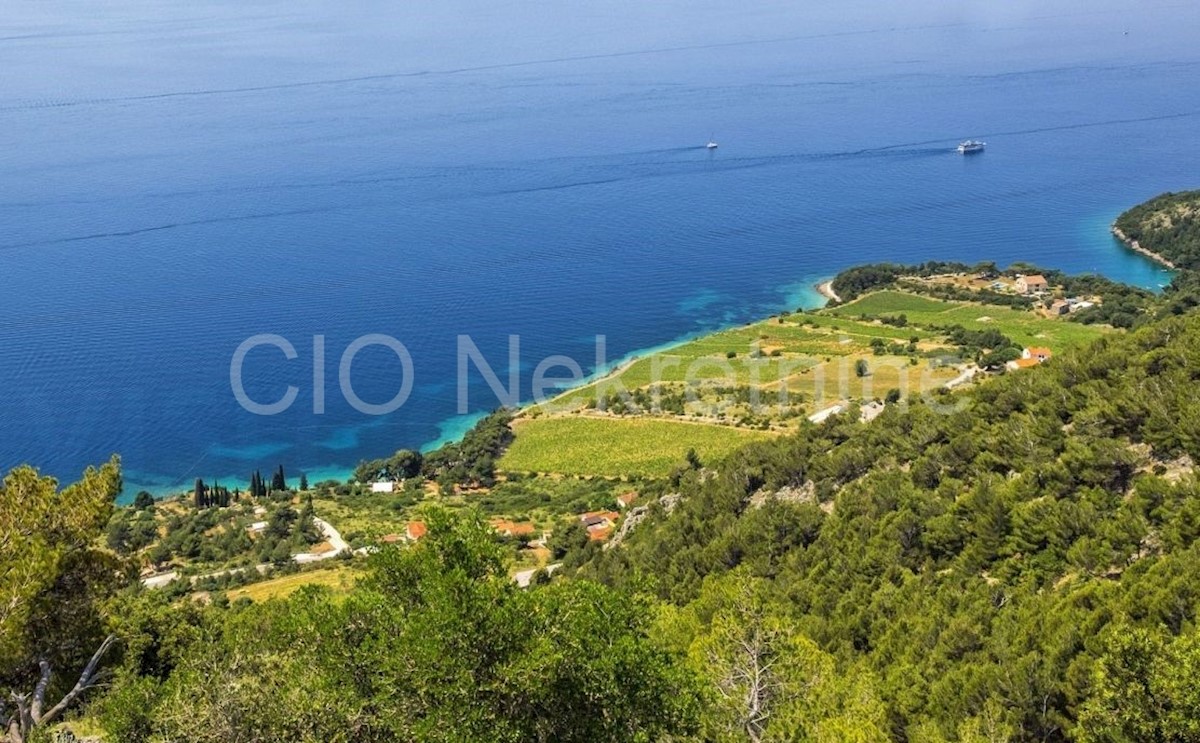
[{"left": 1, "top": 0, "right": 1196, "bottom": 495}]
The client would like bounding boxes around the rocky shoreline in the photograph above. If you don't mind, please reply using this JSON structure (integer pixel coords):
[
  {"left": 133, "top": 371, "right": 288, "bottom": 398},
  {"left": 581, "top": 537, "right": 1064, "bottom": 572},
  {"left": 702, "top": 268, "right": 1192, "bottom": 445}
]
[{"left": 1113, "top": 224, "right": 1178, "bottom": 270}]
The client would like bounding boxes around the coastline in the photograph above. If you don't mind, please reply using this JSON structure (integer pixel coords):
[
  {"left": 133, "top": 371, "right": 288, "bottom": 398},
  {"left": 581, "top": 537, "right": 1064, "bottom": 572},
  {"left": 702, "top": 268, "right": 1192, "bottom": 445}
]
[
  {"left": 129, "top": 280, "right": 834, "bottom": 501},
  {"left": 536, "top": 281, "right": 835, "bottom": 412},
  {"left": 1112, "top": 224, "right": 1179, "bottom": 270},
  {"left": 816, "top": 279, "right": 841, "bottom": 304}
]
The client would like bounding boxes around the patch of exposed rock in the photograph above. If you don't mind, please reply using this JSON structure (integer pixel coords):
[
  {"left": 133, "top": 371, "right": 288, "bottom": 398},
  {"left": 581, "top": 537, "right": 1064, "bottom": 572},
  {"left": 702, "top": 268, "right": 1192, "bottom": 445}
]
[
  {"left": 606, "top": 493, "right": 682, "bottom": 550},
  {"left": 1157, "top": 453, "right": 1195, "bottom": 483},
  {"left": 748, "top": 481, "right": 816, "bottom": 509},
  {"left": 1132, "top": 443, "right": 1195, "bottom": 484}
]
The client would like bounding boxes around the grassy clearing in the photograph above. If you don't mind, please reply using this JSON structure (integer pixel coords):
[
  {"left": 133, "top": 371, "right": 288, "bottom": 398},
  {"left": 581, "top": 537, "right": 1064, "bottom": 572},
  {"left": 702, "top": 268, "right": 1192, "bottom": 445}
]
[
  {"left": 781, "top": 354, "right": 959, "bottom": 403},
  {"left": 828, "top": 291, "right": 954, "bottom": 316},
  {"left": 829, "top": 291, "right": 1107, "bottom": 350},
  {"left": 227, "top": 565, "right": 358, "bottom": 602},
  {"left": 500, "top": 417, "right": 775, "bottom": 477},
  {"left": 799, "top": 313, "right": 937, "bottom": 341}
]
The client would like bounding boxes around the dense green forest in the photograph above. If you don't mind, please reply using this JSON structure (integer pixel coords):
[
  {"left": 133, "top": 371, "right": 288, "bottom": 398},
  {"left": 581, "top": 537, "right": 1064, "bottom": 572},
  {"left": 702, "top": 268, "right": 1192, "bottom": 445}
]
[
  {"left": 8, "top": 195, "right": 1200, "bottom": 742},
  {"left": 576, "top": 308, "right": 1200, "bottom": 740},
  {"left": 1115, "top": 190, "right": 1200, "bottom": 271}
]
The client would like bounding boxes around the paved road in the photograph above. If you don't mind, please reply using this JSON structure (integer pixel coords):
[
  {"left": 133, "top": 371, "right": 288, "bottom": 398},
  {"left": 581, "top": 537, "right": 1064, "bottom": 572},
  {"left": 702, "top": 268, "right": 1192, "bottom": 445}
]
[
  {"left": 807, "top": 404, "right": 846, "bottom": 424},
  {"left": 294, "top": 518, "right": 348, "bottom": 563},
  {"left": 513, "top": 563, "right": 562, "bottom": 588},
  {"left": 141, "top": 570, "right": 180, "bottom": 589}
]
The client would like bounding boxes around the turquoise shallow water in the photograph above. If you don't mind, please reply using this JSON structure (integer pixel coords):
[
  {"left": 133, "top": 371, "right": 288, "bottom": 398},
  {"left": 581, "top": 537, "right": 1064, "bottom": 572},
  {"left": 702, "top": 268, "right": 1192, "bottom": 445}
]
[{"left": 0, "top": 0, "right": 1194, "bottom": 497}]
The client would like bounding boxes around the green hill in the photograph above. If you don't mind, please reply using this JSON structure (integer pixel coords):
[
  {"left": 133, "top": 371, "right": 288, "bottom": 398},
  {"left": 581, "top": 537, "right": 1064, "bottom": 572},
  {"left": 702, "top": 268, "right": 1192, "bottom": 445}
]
[
  {"left": 581, "top": 308, "right": 1200, "bottom": 741},
  {"left": 1114, "top": 190, "right": 1200, "bottom": 270}
]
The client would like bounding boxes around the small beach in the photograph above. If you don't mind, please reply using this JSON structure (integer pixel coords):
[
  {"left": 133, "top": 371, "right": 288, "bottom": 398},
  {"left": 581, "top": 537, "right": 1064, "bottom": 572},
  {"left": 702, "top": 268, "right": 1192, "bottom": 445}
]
[{"left": 816, "top": 280, "right": 841, "bottom": 304}]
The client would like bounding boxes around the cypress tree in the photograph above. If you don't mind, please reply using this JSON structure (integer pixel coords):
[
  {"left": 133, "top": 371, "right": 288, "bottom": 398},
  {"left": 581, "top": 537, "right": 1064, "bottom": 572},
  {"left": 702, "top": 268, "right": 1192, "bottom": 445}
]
[{"left": 299, "top": 473, "right": 309, "bottom": 491}]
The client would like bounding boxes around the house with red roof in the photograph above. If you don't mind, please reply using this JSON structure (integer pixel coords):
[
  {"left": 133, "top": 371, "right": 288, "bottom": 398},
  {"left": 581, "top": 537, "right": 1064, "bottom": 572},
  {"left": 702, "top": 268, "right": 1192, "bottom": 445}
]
[
  {"left": 1016, "top": 274, "right": 1049, "bottom": 295},
  {"left": 491, "top": 518, "right": 537, "bottom": 538},
  {"left": 579, "top": 511, "right": 620, "bottom": 540},
  {"left": 1008, "top": 346, "right": 1053, "bottom": 371}
]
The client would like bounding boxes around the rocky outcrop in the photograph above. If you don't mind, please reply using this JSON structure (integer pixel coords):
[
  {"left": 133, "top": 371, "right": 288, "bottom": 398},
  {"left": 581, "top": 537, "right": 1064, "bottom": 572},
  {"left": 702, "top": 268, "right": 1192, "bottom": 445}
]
[
  {"left": 747, "top": 481, "right": 816, "bottom": 509},
  {"left": 1113, "top": 225, "right": 1179, "bottom": 269},
  {"left": 605, "top": 493, "right": 683, "bottom": 550}
]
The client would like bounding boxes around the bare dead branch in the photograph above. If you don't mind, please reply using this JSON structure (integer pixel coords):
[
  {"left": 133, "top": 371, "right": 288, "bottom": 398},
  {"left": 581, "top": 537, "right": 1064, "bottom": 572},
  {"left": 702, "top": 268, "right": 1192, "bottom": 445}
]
[
  {"left": 36, "top": 634, "right": 117, "bottom": 727},
  {"left": 28, "top": 660, "right": 51, "bottom": 722}
]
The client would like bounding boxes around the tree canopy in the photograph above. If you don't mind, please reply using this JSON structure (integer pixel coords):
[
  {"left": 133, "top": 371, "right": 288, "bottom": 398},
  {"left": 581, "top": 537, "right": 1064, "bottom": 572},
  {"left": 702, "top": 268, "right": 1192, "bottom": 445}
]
[
  {"left": 95, "top": 509, "right": 699, "bottom": 742},
  {"left": 579, "top": 310, "right": 1200, "bottom": 740},
  {"left": 1, "top": 457, "right": 125, "bottom": 743}
]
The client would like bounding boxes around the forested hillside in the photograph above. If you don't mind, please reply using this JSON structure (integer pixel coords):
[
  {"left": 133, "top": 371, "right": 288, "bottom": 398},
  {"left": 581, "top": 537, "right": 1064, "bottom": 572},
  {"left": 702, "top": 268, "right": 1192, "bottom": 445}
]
[
  {"left": 1115, "top": 190, "right": 1200, "bottom": 271},
  {"left": 577, "top": 309, "right": 1200, "bottom": 741}
]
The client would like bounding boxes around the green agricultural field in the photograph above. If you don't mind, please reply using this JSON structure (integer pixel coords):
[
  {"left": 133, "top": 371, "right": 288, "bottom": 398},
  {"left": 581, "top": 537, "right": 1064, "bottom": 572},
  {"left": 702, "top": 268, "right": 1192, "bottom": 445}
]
[
  {"left": 798, "top": 313, "right": 937, "bottom": 341},
  {"left": 781, "top": 354, "right": 960, "bottom": 406},
  {"left": 546, "top": 312, "right": 943, "bottom": 413},
  {"left": 226, "top": 565, "right": 358, "bottom": 602},
  {"left": 828, "top": 290, "right": 1108, "bottom": 350},
  {"left": 828, "top": 291, "right": 953, "bottom": 316},
  {"left": 500, "top": 416, "right": 775, "bottom": 477}
]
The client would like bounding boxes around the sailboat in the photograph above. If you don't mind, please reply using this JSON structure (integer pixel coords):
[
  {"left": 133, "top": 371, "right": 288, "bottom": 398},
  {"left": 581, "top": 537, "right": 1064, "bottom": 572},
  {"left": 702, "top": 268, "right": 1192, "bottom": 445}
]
[{"left": 706, "top": 134, "right": 718, "bottom": 149}]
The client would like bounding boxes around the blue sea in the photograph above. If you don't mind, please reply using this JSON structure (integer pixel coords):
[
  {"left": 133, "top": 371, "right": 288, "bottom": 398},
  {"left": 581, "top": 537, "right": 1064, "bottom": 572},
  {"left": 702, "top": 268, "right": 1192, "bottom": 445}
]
[{"left": 2, "top": 0, "right": 1197, "bottom": 497}]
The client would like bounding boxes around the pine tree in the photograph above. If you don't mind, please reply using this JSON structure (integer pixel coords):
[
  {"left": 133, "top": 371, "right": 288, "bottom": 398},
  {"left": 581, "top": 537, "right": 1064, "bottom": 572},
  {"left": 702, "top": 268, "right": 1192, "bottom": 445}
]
[{"left": 299, "top": 473, "right": 309, "bottom": 491}]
